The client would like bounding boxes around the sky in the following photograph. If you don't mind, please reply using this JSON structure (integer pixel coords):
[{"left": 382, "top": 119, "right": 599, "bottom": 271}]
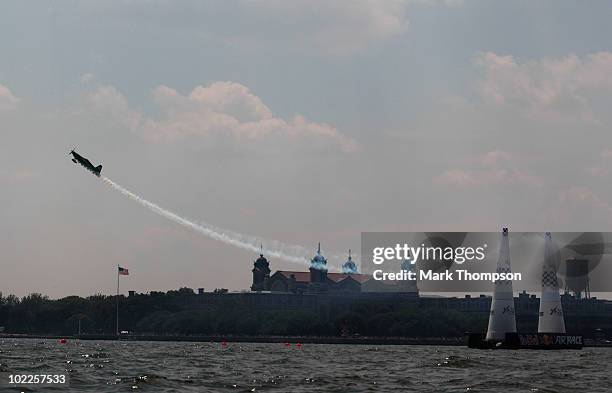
[{"left": 1, "top": 0, "right": 612, "bottom": 298}]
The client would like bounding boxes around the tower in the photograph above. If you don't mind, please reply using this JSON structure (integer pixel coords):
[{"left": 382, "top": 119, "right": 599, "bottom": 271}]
[
  {"left": 251, "top": 245, "right": 271, "bottom": 291},
  {"left": 309, "top": 242, "right": 328, "bottom": 285},
  {"left": 538, "top": 232, "right": 566, "bottom": 333},
  {"left": 485, "top": 227, "right": 517, "bottom": 341},
  {"left": 342, "top": 249, "right": 358, "bottom": 274}
]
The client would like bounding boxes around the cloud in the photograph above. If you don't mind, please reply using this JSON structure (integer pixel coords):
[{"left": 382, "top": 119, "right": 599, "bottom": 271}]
[
  {"left": 559, "top": 187, "right": 612, "bottom": 212},
  {"left": 587, "top": 149, "right": 612, "bottom": 177},
  {"left": 249, "top": 0, "right": 461, "bottom": 55},
  {"left": 252, "top": 0, "right": 412, "bottom": 55},
  {"left": 163, "top": 82, "right": 273, "bottom": 122},
  {"left": 544, "top": 186, "right": 612, "bottom": 229},
  {"left": 435, "top": 150, "right": 542, "bottom": 188},
  {"left": 80, "top": 73, "right": 95, "bottom": 84},
  {"left": 88, "top": 82, "right": 356, "bottom": 152},
  {"left": 74, "top": 1, "right": 459, "bottom": 56},
  {"left": 0, "top": 84, "right": 20, "bottom": 111},
  {"left": 474, "top": 51, "right": 612, "bottom": 124},
  {"left": 86, "top": 85, "right": 142, "bottom": 129}
]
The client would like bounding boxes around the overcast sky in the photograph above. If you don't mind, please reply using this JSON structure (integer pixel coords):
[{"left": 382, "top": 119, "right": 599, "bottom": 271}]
[{"left": 1, "top": 1, "right": 612, "bottom": 298}]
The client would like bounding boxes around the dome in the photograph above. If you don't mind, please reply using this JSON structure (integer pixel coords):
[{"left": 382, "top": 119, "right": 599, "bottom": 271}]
[
  {"left": 342, "top": 249, "right": 358, "bottom": 274},
  {"left": 310, "top": 242, "right": 328, "bottom": 271},
  {"left": 253, "top": 245, "right": 270, "bottom": 269},
  {"left": 254, "top": 254, "right": 269, "bottom": 268}
]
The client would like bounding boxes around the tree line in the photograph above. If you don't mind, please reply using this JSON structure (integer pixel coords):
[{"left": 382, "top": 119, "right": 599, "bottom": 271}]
[{"left": 0, "top": 289, "right": 489, "bottom": 337}]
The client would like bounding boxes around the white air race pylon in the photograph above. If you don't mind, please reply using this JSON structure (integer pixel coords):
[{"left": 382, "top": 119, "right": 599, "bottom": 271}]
[
  {"left": 485, "top": 228, "right": 517, "bottom": 341},
  {"left": 538, "top": 232, "right": 566, "bottom": 333}
]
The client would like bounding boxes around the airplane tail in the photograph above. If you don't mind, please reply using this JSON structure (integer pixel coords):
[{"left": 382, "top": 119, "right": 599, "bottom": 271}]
[{"left": 94, "top": 165, "right": 102, "bottom": 174}]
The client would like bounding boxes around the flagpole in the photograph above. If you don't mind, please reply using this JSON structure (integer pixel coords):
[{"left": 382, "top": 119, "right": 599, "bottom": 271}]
[{"left": 116, "top": 264, "right": 119, "bottom": 337}]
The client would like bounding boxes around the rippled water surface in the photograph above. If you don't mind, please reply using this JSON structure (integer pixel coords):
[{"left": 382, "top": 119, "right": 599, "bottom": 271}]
[{"left": 0, "top": 338, "right": 607, "bottom": 392}]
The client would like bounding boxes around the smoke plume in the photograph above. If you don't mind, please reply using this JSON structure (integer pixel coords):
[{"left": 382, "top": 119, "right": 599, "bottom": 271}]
[{"left": 102, "top": 177, "right": 315, "bottom": 267}]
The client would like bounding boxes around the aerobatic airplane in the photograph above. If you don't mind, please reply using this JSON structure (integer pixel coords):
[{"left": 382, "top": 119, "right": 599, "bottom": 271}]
[{"left": 69, "top": 150, "right": 102, "bottom": 177}]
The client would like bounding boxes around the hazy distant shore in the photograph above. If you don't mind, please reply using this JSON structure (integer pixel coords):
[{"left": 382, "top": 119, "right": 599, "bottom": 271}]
[{"left": 1, "top": 333, "right": 465, "bottom": 346}]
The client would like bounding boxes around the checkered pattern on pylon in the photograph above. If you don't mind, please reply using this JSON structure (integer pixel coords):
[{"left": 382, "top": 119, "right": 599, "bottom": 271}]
[
  {"left": 542, "top": 270, "right": 558, "bottom": 288},
  {"left": 495, "top": 266, "right": 512, "bottom": 283}
]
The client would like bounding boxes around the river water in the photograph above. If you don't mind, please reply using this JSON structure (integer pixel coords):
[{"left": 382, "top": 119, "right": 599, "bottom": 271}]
[{"left": 0, "top": 338, "right": 606, "bottom": 392}]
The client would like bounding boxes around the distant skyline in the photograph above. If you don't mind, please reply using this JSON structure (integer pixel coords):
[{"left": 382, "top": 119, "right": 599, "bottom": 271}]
[{"left": 2, "top": 1, "right": 612, "bottom": 298}]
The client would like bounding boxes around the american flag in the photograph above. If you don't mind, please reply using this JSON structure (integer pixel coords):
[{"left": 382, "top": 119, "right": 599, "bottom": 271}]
[{"left": 118, "top": 266, "right": 129, "bottom": 275}]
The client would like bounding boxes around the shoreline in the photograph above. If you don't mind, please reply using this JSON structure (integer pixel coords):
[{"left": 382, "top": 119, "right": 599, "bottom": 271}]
[
  {"left": 2, "top": 334, "right": 611, "bottom": 347},
  {"left": 1, "top": 334, "right": 464, "bottom": 346}
]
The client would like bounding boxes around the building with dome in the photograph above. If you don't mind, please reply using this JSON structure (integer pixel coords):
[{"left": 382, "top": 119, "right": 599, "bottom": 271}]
[
  {"left": 250, "top": 246, "right": 271, "bottom": 292},
  {"left": 252, "top": 244, "right": 413, "bottom": 294}
]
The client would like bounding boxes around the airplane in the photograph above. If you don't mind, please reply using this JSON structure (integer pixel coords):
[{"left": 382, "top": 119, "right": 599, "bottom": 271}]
[{"left": 69, "top": 149, "right": 102, "bottom": 177}]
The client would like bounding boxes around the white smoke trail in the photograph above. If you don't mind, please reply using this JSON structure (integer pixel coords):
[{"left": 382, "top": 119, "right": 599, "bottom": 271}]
[{"left": 102, "top": 177, "right": 315, "bottom": 267}]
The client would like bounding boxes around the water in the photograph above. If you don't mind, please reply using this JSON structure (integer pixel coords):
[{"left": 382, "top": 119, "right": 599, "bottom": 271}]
[{"left": 0, "top": 338, "right": 607, "bottom": 392}]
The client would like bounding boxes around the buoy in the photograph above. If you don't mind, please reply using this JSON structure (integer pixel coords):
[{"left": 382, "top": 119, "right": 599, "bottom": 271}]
[
  {"left": 296, "top": 342, "right": 302, "bottom": 348},
  {"left": 284, "top": 342, "right": 290, "bottom": 346},
  {"left": 59, "top": 338, "right": 67, "bottom": 344}
]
